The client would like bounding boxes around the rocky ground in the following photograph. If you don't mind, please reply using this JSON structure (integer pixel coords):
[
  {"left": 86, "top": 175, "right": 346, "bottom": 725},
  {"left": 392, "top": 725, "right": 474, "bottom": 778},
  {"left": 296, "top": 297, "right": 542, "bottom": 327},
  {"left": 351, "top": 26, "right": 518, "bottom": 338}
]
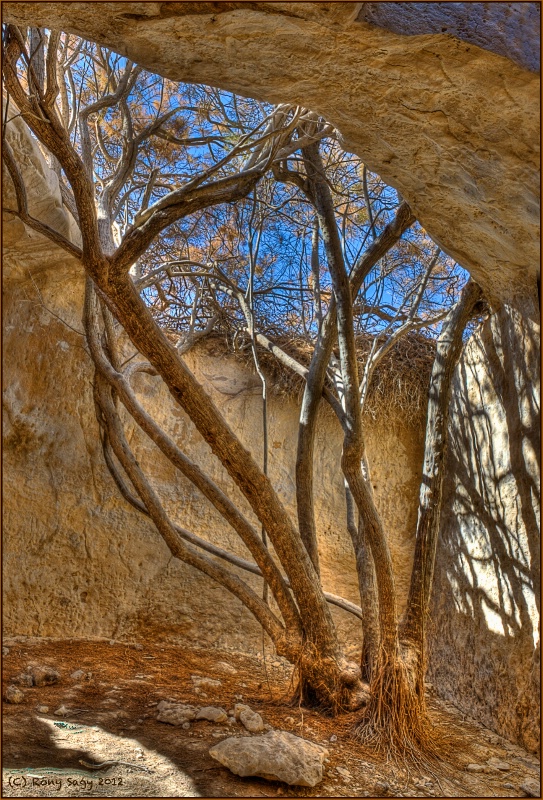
[{"left": 2, "top": 638, "right": 540, "bottom": 798}]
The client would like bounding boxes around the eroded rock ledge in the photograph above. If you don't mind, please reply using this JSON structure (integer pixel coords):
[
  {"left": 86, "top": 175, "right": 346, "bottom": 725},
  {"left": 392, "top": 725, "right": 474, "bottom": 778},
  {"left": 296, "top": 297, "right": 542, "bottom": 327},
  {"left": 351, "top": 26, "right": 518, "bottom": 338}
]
[{"left": 4, "top": 1, "right": 540, "bottom": 310}]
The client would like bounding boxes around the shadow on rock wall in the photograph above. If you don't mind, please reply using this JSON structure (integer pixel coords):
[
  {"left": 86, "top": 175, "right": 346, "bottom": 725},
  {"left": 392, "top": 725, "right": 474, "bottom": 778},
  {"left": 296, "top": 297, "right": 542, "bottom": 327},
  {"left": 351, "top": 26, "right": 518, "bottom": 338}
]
[{"left": 429, "top": 304, "right": 540, "bottom": 752}]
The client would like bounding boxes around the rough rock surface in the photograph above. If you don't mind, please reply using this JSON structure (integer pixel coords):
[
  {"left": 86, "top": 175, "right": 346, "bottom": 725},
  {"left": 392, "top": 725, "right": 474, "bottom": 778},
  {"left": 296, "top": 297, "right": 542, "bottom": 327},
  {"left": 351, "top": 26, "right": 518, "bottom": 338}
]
[
  {"left": 356, "top": 3, "right": 540, "bottom": 72},
  {"left": 4, "top": 685, "right": 25, "bottom": 704},
  {"left": 195, "top": 706, "right": 228, "bottom": 723},
  {"left": 4, "top": 2, "right": 539, "bottom": 308},
  {"left": 156, "top": 701, "right": 197, "bottom": 726},
  {"left": 521, "top": 779, "right": 541, "bottom": 798},
  {"left": 27, "top": 663, "right": 60, "bottom": 686},
  {"left": 429, "top": 306, "right": 540, "bottom": 753},
  {"left": 209, "top": 730, "right": 328, "bottom": 786},
  {"left": 239, "top": 707, "right": 265, "bottom": 733}
]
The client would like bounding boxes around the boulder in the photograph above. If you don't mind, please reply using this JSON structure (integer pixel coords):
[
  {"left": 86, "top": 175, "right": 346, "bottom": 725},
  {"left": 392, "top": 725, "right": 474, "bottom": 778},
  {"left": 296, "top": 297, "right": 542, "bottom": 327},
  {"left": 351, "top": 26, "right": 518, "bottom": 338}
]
[
  {"left": 28, "top": 664, "right": 60, "bottom": 686},
  {"left": 209, "top": 730, "right": 328, "bottom": 787}
]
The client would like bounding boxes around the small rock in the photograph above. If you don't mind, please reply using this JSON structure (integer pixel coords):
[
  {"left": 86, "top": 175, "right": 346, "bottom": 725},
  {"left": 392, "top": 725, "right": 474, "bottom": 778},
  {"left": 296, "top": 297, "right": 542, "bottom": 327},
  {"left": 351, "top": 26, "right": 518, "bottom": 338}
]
[
  {"left": 3, "top": 647, "right": 10, "bottom": 656},
  {"left": 234, "top": 694, "right": 243, "bottom": 701},
  {"left": 503, "top": 783, "right": 516, "bottom": 789},
  {"left": 196, "top": 706, "right": 228, "bottom": 724},
  {"left": 487, "top": 758, "right": 511, "bottom": 771},
  {"left": 466, "top": 764, "right": 485, "bottom": 773},
  {"left": 182, "top": 722, "right": 191, "bottom": 730},
  {"left": 521, "top": 779, "right": 541, "bottom": 797},
  {"left": 240, "top": 708, "right": 265, "bottom": 733},
  {"left": 329, "top": 735, "right": 337, "bottom": 743},
  {"left": 234, "top": 703, "right": 252, "bottom": 721},
  {"left": 336, "top": 766, "right": 351, "bottom": 779},
  {"left": 228, "top": 717, "right": 236, "bottom": 725},
  {"left": 212, "top": 729, "right": 227, "bottom": 738},
  {"left": 54, "top": 705, "right": 70, "bottom": 716},
  {"left": 285, "top": 717, "right": 295, "bottom": 725},
  {"left": 14, "top": 672, "right": 34, "bottom": 687},
  {"left": 157, "top": 701, "right": 197, "bottom": 726},
  {"left": 137, "top": 718, "right": 143, "bottom": 724},
  {"left": 272, "top": 661, "right": 281, "bottom": 667},
  {"left": 70, "top": 670, "right": 85, "bottom": 681},
  {"left": 209, "top": 730, "right": 328, "bottom": 787},
  {"left": 191, "top": 675, "right": 222, "bottom": 691},
  {"left": 215, "top": 661, "right": 237, "bottom": 675},
  {"left": 37, "top": 705, "right": 49, "bottom": 713},
  {"left": 375, "top": 782, "right": 390, "bottom": 795},
  {"left": 5, "top": 685, "right": 24, "bottom": 704},
  {"left": 109, "top": 640, "right": 116, "bottom": 645},
  {"left": 28, "top": 664, "right": 60, "bottom": 687},
  {"left": 134, "top": 643, "right": 144, "bottom": 651}
]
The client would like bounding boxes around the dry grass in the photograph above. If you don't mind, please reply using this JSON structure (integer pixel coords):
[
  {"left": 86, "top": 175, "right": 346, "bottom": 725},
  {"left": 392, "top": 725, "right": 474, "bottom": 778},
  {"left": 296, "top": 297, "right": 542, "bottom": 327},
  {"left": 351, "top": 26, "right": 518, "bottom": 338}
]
[{"left": 195, "top": 330, "right": 436, "bottom": 424}]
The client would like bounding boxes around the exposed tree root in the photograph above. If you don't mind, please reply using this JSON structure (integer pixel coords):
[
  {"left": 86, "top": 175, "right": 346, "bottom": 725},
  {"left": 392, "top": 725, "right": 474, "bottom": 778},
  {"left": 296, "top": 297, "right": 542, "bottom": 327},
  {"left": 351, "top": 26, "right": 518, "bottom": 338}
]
[
  {"left": 353, "top": 647, "right": 457, "bottom": 769},
  {"left": 287, "top": 643, "right": 370, "bottom": 714}
]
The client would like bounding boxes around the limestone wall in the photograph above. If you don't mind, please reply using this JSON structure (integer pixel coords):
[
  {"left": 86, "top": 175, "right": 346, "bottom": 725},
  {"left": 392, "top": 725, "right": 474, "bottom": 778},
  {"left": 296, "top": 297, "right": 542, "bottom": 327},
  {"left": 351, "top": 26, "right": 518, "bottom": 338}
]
[
  {"left": 2, "top": 256, "right": 422, "bottom": 656},
  {"left": 429, "top": 307, "right": 540, "bottom": 752}
]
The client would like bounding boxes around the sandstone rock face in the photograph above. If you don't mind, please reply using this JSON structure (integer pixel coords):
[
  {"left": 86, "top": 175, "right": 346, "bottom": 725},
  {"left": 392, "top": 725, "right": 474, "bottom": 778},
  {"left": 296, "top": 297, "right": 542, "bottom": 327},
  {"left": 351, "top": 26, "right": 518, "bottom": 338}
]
[
  {"left": 429, "top": 306, "right": 540, "bottom": 753},
  {"left": 5, "top": 2, "right": 539, "bottom": 308},
  {"left": 356, "top": 3, "right": 540, "bottom": 72},
  {"left": 209, "top": 730, "right": 328, "bottom": 786}
]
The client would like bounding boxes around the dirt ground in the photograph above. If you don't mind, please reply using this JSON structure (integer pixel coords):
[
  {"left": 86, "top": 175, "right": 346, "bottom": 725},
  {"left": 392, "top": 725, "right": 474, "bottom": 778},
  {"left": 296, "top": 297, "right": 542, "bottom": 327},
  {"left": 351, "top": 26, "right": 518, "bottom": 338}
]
[{"left": 2, "top": 638, "right": 540, "bottom": 798}]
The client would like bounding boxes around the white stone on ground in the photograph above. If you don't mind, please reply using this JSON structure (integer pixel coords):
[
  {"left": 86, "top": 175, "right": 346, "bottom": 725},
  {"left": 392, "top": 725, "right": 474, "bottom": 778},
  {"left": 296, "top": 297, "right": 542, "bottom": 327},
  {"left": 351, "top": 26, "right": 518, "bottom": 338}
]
[
  {"left": 196, "top": 706, "right": 228, "bottom": 723},
  {"left": 238, "top": 706, "right": 265, "bottom": 733},
  {"left": 156, "top": 701, "right": 197, "bottom": 726},
  {"left": 209, "top": 730, "right": 328, "bottom": 787}
]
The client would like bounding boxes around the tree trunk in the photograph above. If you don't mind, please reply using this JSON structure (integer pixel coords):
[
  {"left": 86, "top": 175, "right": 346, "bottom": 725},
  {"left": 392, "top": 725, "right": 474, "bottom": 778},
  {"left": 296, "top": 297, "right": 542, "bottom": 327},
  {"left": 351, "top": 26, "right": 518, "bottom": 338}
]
[
  {"left": 345, "top": 485, "right": 379, "bottom": 683},
  {"left": 400, "top": 280, "right": 484, "bottom": 689}
]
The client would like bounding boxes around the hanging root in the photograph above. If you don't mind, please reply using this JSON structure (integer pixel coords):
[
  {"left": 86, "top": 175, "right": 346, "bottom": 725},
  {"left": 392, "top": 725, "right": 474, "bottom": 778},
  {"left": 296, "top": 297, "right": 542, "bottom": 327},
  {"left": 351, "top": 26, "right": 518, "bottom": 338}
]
[{"left": 353, "top": 647, "right": 455, "bottom": 767}]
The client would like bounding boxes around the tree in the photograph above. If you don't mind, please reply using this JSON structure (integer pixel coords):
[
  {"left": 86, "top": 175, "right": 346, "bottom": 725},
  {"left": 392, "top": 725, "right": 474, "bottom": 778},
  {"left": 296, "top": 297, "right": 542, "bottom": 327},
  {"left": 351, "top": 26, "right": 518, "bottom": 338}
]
[{"left": 3, "top": 26, "right": 485, "bottom": 755}]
